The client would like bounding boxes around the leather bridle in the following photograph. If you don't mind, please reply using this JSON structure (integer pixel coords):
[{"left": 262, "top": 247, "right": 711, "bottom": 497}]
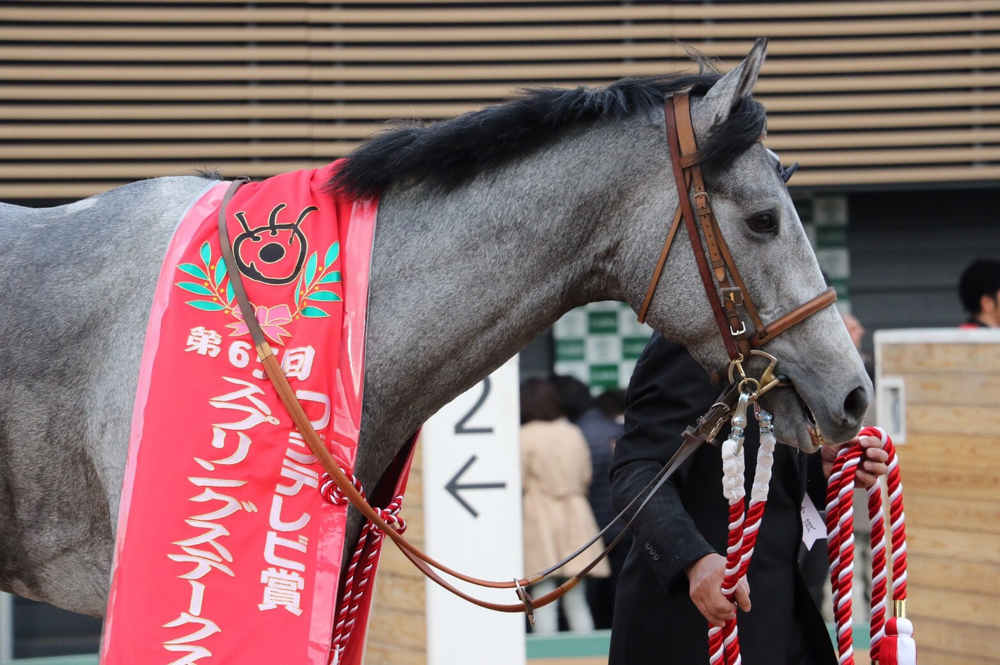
[
  {"left": 638, "top": 93, "right": 837, "bottom": 368},
  {"left": 216, "top": 91, "right": 838, "bottom": 622}
]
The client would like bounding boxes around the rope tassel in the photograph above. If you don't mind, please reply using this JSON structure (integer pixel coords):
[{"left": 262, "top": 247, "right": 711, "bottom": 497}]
[
  {"left": 825, "top": 427, "right": 916, "bottom": 665},
  {"left": 708, "top": 404, "right": 777, "bottom": 665}
]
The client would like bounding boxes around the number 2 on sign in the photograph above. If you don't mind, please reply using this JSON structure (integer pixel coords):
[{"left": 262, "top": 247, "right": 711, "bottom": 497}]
[{"left": 454, "top": 378, "right": 494, "bottom": 435}]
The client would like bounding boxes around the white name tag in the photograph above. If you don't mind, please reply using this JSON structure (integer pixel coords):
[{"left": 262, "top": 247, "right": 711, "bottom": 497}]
[{"left": 800, "top": 494, "right": 827, "bottom": 551}]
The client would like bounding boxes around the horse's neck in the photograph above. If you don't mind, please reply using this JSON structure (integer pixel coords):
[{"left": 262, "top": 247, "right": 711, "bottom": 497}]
[{"left": 355, "top": 128, "right": 632, "bottom": 483}]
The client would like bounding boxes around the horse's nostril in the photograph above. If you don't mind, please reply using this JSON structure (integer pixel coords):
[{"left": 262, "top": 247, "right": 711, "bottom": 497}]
[{"left": 843, "top": 385, "right": 870, "bottom": 424}]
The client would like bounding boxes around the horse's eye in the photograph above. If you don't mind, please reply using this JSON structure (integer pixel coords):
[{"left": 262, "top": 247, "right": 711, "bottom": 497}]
[{"left": 746, "top": 211, "right": 778, "bottom": 235}]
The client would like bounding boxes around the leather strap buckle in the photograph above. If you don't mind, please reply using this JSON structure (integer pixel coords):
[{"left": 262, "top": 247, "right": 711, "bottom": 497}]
[
  {"left": 730, "top": 321, "right": 747, "bottom": 337},
  {"left": 514, "top": 578, "right": 535, "bottom": 625}
]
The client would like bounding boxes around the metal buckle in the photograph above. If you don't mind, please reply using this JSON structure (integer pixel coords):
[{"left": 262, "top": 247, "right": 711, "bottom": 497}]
[
  {"left": 730, "top": 321, "right": 747, "bottom": 337},
  {"left": 514, "top": 578, "right": 535, "bottom": 625}
]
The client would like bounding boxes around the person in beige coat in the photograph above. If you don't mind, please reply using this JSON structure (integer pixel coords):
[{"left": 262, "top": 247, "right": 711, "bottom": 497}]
[{"left": 520, "top": 378, "right": 610, "bottom": 634}]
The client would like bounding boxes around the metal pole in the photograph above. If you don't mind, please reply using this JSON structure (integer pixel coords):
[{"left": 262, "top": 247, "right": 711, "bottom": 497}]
[{"left": 0, "top": 592, "right": 13, "bottom": 661}]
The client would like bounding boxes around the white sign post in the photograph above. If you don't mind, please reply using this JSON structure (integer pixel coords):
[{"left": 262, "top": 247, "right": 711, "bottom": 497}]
[{"left": 422, "top": 357, "right": 525, "bottom": 665}]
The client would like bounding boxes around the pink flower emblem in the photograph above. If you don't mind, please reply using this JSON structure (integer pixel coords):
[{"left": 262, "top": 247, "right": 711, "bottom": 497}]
[{"left": 228, "top": 304, "right": 293, "bottom": 344}]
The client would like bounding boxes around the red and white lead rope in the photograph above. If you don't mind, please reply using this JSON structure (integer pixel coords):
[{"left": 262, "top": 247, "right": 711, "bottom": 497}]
[
  {"left": 825, "top": 426, "right": 915, "bottom": 665},
  {"left": 320, "top": 472, "right": 407, "bottom": 665},
  {"left": 708, "top": 403, "right": 777, "bottom": 665}
]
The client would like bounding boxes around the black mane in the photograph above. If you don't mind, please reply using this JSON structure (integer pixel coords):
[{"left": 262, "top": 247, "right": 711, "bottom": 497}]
[{"left": 329, "top": 73, "right": 766, "bottom": 198}]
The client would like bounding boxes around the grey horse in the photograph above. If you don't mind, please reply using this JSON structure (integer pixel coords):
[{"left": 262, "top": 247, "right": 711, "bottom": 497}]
[{"left": 0, "top": 39, "right": 871, "bottom": 617}]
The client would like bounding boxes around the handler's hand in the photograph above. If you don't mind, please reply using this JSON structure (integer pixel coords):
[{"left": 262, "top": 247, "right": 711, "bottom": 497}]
[
  {"left": 684, "top": 553, "right": 750, "bottom": 628},
  {"left": 821, "top": 435, "right": 889, "bottom": 489}
]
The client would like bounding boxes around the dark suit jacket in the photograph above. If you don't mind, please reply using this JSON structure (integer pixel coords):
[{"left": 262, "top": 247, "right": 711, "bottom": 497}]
[{"left": 608, "top": 334, "right": 836, "bottom": 665}]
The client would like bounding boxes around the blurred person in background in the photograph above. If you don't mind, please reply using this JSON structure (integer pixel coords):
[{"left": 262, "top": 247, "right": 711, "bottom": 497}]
[
  {"left": 608, "top": 335, "right": 887, "bottom": 664},
  {"left": 553, "top": 376, "right": 630, "bottom": 629},
  {"left": 958, "top": 258, "right": 1000, "bottom": 328},
  {"left": 842, "top": 312, "right": 873, "bottom": 379},
  {"left": 520, "top": 378, "right": 609, "bottom": 634}
]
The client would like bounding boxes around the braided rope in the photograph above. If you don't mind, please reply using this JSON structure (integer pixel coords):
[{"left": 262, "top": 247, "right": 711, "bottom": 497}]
[
  {"left": 825, "top": 427, "right": 909, "bottom": 665},
  {"left": 321, "top": 472, "right": 407, "bottom": 664},
  {"left": 708, "top": 409, "right": 776, "bottom": 665}
]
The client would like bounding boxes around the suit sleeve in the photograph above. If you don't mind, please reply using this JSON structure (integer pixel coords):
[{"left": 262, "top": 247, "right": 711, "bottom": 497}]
[{"left": 610, "top": 333, "right": 721, "bottom": 590}]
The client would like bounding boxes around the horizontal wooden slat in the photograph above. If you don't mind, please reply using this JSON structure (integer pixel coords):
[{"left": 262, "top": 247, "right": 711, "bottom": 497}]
[
  {"left": 881, "top": 342, "right": 1000, "bottom": 373},
  {"left": 910, "top": 647, "right": 983, "bottom": 665},
  {"left": 0, "top": 142, "right": 358, "bottom": 160},
  {"left": 8, "top": 45, "right": 1000, "bottom": 77},
  {"left": 773, "top": 110, "right": 1000, "bottom": 131},
  {"left": 7, "top": 80, "right": 1000, "bottom": 106},
  {"left": 8, "top": 36, "right": 1000, "bottom": 61},
  {"left": 4, "top": 2, "right": 996, "bottom": 24},
  {"left": 897, "top": 434, "right": 1000, "bottom": 473},
  {"left": 766, "top": 128, "right": 1000, "bottom": 150},
  {"left": 904, "top": 492, "right": 1000, "bottom": 533},
  {"left": 907, "top": 525, "right": 1000, "bottom": 564},
  {"left": 5, "top": 92, "right": 1000, "bottom": 126},
  {"left": 785, "top": 146, "right": 1000, "bottom": 167},
  {"left": 361, "top": 643, "right": 425, "bottom": 665},
  {"left": 6, "top": 110, "right": 1000, "bottom": 144},
  {"left": 4, "top": 17, "right": 1000, "bottom": 43},
  {"left": 5, "top": 62, "right": 1000, "bottom": 92},
  {"left": 901, "top": 464, "right": 1000, "bottom": 503},
  {"left": 15, "top": 140, "right": 1000, "bottom": 167},
  {"left": 5, "top": 2, "right": 1000, "bottom": 198},
  {"left": 0, "top": 161, "right": 333, "bottom": 179},
  {"left": 908, "top": 586, "right": 1000, "bottom": 629},
  {"left": 909, "top": 404, "right": 1000, "bottom": 436},
  {"left": 897, "top": 374, "right": 1000, "bottom": 407},
  {"left": 6, "top": 129, "right": 1000, "bottom": 155},
  {"left": 912, "top": 618, "right": 1000, "bottom": 660},
  {"left": 909, "top": 554, "right": 1000, "bottom": 595}
]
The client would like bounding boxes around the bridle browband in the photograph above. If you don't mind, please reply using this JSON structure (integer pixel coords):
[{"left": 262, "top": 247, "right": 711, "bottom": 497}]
[{"left": 216, "top": 91, "right": 838, "bottom": 623}]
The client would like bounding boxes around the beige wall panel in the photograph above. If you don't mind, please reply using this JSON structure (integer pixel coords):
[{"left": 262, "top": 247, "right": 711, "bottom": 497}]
[
  {"left": 907, "top": 618, "right": 1000, "bottom": 660},
  {"left": 881, "top": 343, "right": 1000, "bottom": 374},
  {"left": 906, "top": 526, "right": 1000, "bottom": 564},
  {"left": 363, "top": 642, "right": 426, "bottom": 665},
  {"left": 3, "top": 2, "right": 1000, "bottom": 198},
  {"left": 902, "top": 493, "right": 1000, "bottom": 533},
  {"left": 914, "top": 648, "right": 984, "bottom": 665},
  {"left": 9, "top": 43, "right": 1000, "bottom": 64},
  {"left": 878, "top": 338, "right": 1000, "bottom": 662},
  {"left": 908, "top": 554, "right": 1000, "bottom": 595},
  {"left": 3, "top": 19, "right": 1000, "bottom": 43},
  {"left": 902, "top": 465, "right": 1000, "bottom": 503},
  {"left": 908, "top": 586, "right": 1000, "bottom": 628},
  {"left": 895, "top": 374, "right": 1000, "bottom": 407},
  {"left": 907, "top": 405, "right": 1000, "bottom": 437},
  {"left": 7, "top": 2, "right": 997, "bottom": 23}
]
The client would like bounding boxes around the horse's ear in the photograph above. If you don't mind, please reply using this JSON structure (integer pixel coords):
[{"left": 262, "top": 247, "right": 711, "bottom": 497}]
[{"left": 700, "top": 37, "right": 768, "bottom": 126}]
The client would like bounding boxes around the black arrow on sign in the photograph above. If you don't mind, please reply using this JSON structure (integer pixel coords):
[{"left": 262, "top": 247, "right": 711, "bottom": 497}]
[{"left": 445, "top": 455, "right": 507, "bottom": 518}]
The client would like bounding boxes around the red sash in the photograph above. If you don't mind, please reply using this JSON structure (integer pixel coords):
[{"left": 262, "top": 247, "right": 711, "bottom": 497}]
[{"left": 102, "top": 164, "right": 379, "bottom": 664}]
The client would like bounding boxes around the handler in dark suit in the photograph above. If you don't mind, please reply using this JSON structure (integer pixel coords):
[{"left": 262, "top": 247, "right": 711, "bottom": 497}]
[{"left": 609, "top": 334, "right": 866, "bottom": 664}]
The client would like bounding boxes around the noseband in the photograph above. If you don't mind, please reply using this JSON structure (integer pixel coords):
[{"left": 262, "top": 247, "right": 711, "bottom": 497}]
[{"left": 638, "top": 93, "right": 837, "bottom": 383}]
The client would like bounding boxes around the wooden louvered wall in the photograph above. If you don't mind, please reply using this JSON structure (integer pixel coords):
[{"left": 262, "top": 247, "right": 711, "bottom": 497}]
[{"left": 2, "top": 1, "right": 1000, "bottom": 202}]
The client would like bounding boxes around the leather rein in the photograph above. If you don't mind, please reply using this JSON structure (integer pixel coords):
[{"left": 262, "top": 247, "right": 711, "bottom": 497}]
[{"left": 215, "top": 91, "right": 836, "bottom": 620}]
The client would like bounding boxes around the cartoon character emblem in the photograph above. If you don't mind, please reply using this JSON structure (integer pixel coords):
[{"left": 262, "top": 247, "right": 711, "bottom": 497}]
[{"left": 233, "top": 203, "right": 317, "bottom": 285}]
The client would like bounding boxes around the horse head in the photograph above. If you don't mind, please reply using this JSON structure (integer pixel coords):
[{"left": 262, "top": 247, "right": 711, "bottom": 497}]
[{"left": 629, "top": 38, "right": 872, "bottom": 451}]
